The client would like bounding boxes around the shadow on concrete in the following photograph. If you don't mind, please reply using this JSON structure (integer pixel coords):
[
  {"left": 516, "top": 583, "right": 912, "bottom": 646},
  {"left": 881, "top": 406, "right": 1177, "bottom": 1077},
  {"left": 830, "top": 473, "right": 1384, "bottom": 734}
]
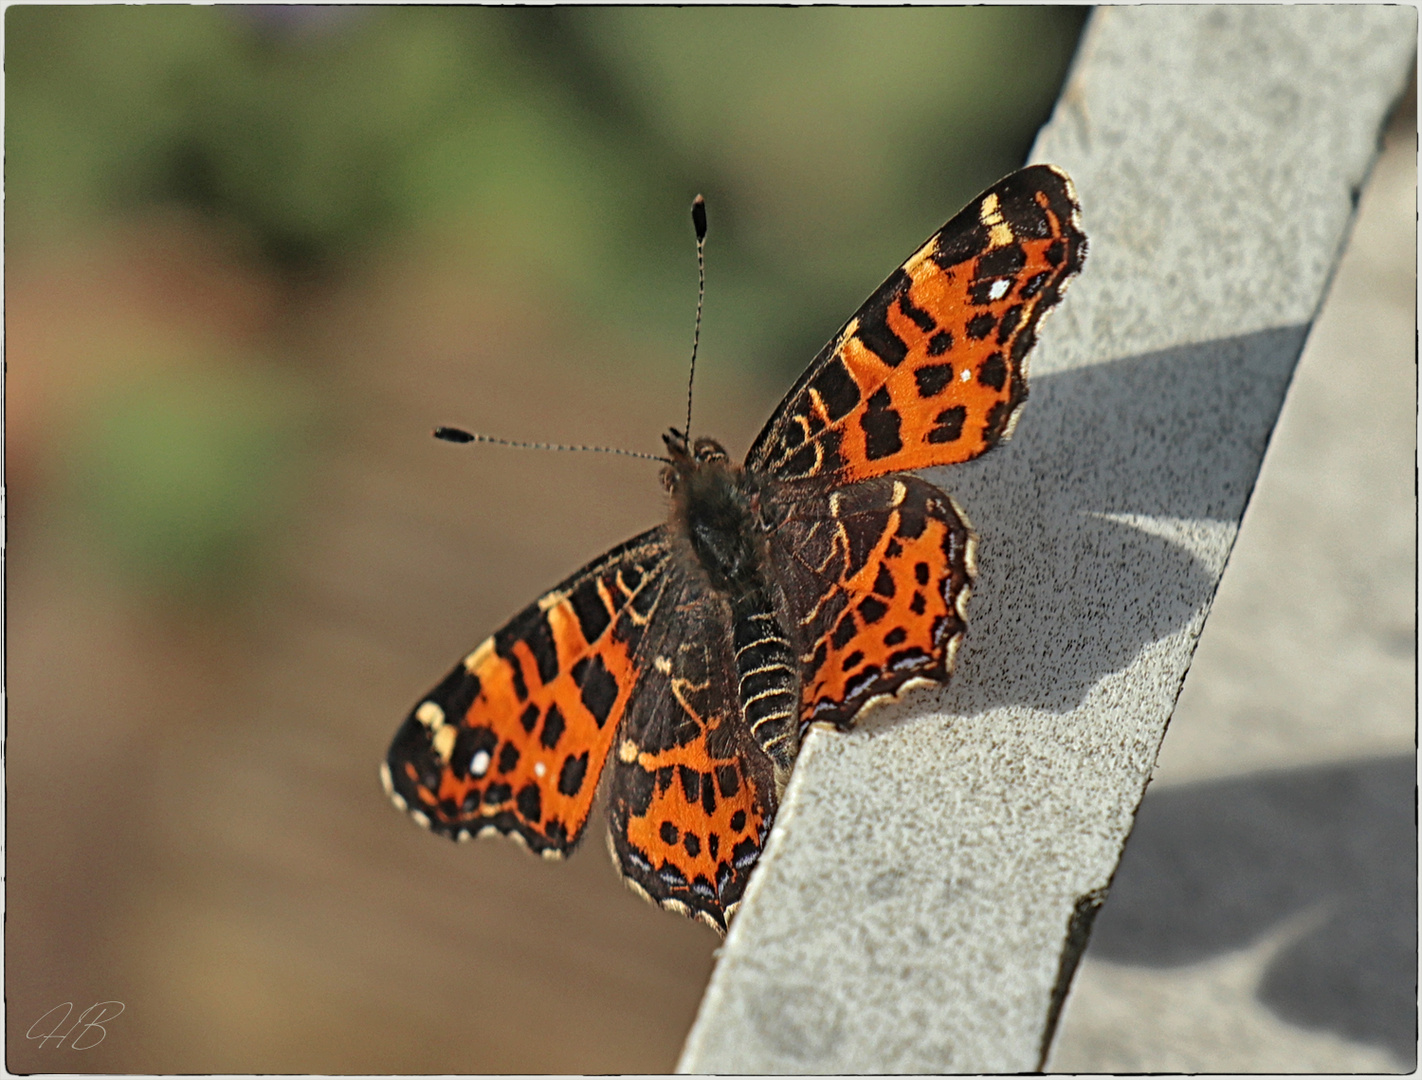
[
  {"left": 1085, "top": 755, "right": 1417, "bottom": 1065},
  {"left": 923, "top": 324, "right": 1309, "bottom": 714}
]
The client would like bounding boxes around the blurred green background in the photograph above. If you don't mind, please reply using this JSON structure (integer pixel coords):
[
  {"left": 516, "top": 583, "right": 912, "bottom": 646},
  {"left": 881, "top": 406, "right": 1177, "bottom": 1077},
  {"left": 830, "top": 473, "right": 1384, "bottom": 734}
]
[{"left": 7, "top": 6, "right": 1085, "bottom": 1072}]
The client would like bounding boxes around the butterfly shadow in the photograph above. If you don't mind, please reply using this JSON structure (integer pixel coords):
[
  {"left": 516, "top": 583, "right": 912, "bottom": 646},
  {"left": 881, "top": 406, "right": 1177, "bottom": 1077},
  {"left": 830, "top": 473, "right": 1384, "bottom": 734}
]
[{"left": 913, "top": 322, "right": 1309, "bottom": 716}]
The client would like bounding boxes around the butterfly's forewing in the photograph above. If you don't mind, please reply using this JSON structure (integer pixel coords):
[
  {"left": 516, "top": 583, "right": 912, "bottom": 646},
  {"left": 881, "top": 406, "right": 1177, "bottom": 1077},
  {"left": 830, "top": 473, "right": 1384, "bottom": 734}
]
[
  {"left": 606, "top": 581, "right": 776, "bottom": 932},
  {"left": 384, "top": 528, "right": 675, "bottom": 854},
  {"left": 768, "top": 474, "right": 975, "bottom": 729},
  {"left": 747, "top": 165, "right": 1085, "bottom": 483}
]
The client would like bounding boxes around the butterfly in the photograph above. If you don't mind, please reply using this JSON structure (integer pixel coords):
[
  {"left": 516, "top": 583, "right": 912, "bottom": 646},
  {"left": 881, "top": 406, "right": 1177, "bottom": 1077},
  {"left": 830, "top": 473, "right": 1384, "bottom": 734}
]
[{"left": 382, "top": 164, "right": 1086, "bottom": 933}]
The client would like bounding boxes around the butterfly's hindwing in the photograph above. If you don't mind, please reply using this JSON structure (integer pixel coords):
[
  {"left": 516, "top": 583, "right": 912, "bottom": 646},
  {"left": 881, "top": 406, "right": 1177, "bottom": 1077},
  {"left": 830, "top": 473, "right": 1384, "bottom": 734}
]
[
  {"left": 384, "top": 528, "right": 674, "bottom": 854},
  {"left": 607, "top": 579, "right": 776, "bottom": 932},
  {"left": 768, "top": 474, "right": 976, "bottom": 730},
  {"left": 747, "top": 164, "right": 1085, "bottom": 483}
]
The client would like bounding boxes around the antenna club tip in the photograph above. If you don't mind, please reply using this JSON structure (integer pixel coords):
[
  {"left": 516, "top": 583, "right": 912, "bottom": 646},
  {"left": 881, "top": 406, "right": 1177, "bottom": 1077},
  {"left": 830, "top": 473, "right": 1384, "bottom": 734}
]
[
  {"left": 434, "top": 426, "right": 476, "bottom": 443},
  {"left": 692, "top": 195, "right": 707, "bottom": 241}
]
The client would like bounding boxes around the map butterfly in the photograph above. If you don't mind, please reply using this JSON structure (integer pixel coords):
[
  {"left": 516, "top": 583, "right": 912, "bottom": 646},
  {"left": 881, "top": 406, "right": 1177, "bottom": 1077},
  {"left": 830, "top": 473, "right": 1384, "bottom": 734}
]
[{"left": 383, "top": 165, "right": 1086, "bottom": 932}]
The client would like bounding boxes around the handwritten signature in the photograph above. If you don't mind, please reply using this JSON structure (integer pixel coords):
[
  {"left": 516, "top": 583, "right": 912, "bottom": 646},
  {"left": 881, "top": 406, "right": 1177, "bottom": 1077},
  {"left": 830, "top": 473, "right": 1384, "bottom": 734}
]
[{"left": 26, "top": 1001, "right": 125, "bottom": 1050}]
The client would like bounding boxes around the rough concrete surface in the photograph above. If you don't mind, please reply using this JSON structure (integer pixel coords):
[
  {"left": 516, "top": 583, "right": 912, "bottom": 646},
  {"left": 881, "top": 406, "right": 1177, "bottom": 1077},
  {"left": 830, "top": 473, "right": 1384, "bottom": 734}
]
[
  {"left": 678, "top": 7, "right": 1416, "bottom": 1073},
  {"left": 1049, "top": 75, "right": 1417, "bottom": 1075}
]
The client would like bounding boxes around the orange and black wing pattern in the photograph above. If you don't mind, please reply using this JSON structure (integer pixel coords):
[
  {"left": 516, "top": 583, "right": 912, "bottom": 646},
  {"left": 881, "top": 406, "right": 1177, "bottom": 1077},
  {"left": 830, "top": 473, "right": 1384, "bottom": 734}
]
[
  {"left": 746, "top": 165, "right": 1085, "bottom": 483},
  {"left": 383, "top": 528, "right": 675, "bottom": 855},
  {"left": 768, "top": 474, "right": 975, "bottom": 730},
  {"left": 606, "top": 581, "right": 776, "bottom": 932}
]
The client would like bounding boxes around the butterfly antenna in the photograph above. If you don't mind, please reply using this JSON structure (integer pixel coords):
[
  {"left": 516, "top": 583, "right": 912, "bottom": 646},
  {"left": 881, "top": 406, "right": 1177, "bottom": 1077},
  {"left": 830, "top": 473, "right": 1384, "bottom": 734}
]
[
  {"left": 434, "top": 426, "right": 670, "bottom": 464},
  {"left": 684, "top": 194, "right": 708, "bottom": 442}
]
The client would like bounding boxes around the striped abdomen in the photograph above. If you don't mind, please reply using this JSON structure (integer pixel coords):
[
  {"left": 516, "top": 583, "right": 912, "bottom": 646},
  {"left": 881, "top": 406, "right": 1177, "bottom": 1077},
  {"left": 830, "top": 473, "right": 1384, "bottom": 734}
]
[{"left": 730, "top": 584, "right": 799, "bottom": 791}]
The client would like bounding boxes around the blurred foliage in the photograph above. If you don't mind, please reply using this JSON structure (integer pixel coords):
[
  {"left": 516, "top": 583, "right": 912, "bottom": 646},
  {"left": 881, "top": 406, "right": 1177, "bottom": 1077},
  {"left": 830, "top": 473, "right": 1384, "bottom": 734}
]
[
  {"left": 59, "top": 363, "right": 314, "bottom": 603},
  {"left": 7, "top": 5, "right": 1085, "bottom": 601},
  {"left": 7, "top": 5, "right": 1086, "bottom": 362}
]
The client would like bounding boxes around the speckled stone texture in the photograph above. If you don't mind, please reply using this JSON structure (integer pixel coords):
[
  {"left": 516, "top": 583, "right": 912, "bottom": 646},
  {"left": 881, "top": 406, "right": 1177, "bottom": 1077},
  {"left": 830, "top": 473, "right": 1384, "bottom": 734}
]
[{"left": 677, "top": 7, "right": 1416, "bottom": 1073}]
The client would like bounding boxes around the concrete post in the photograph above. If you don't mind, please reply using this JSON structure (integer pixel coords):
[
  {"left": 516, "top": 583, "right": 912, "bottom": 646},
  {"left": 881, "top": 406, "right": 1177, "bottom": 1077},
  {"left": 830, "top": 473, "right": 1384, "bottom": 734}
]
[{"left": 677, "top": 7, "right": 1416, "bottom": 1073}]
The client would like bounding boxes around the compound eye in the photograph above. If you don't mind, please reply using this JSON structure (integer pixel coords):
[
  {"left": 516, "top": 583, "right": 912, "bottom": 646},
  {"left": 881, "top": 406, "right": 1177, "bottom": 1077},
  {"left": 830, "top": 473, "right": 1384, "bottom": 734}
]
[{"left": 693, "top": 438, "right": 727, "bottom": 463}]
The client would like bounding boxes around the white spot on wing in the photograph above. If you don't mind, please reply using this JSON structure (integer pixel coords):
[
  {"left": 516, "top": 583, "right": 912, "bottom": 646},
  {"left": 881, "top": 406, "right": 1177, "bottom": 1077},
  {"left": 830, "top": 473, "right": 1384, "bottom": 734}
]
[
  {"left": 534, "top": 761, "right": 547, "bottom": 778},
  {"left": 470, "top": 749, "right": 491, "bottom": 777},
  {"left": 988, "top": 278, "right": 1010, "bottom": 300},
  {"left": 415, "top": 701, "right": 444, "bottom": 728},
  {"left": 960, "top": 368, "right": 972, "bottom": 381}
]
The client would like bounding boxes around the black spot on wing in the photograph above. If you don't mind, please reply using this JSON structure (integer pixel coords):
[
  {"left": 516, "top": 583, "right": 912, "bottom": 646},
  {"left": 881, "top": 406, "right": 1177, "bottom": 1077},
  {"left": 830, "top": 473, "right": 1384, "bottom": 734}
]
[
  {"left": 539, "top": 702, "right": 566, "bottom": 749},
  {"left": 503, "top": 611, "right": 558, "bottom": 687},
  {"left": 568, "top": 578, "right": 612, "bottom": 644},
  {"left": 497, "top": 740, "right": 520, "bottom": 773},
  {"left": 855, "top": 270, "right": 911, "bottom": 367},
  {"left": 572, "top": 654, "right": 619, "bottom": 727},
  {"left": 809, "top": 357, "right": 862, "bottom": 421},
  {"left": 966, "top": 312, "right": 996, "bottom": 340},
  {"left": 507, "top": 655, "right": 529, "bottom": 701},
  {"left": 858, "top": 596, "right": 889, "bottom": 625},
  {"left": 484, "top": 781, "right": 513, "bottom": 806},
  {"left": 976, "top": 243, "right": 1026, "bottom": 280},
  {"left": 915, "top": 363, "right": 955, "bottom": 398},
  {"left": 978, "top": 353, "right": 1008, "bottom": 392},
  {"left": 861, "top": 386, "right": 903, "bottom": 460},
  {"left": 678, "top": 764, "right": 701, "bottom": 805},
  {"left": 926, "top": 330, "right": 954, "bottom": 356},
  {"left": 516, "top": 783, "right": 542, "bottom": 823},
  {"left": 558, "top": 751, "right": 589, "bottom": 796},
  {"left": 872, "top": 564, "right": 895, "bottom": 598},
  {"left": 927, "top": 405, "right": 967, "bottom": 444}
]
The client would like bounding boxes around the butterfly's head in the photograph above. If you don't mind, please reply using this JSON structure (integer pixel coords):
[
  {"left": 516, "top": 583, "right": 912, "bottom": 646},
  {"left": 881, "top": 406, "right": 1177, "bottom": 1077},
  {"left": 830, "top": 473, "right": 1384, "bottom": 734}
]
[{"left": 660, "top": 428, "right": 731, "bottom": 490}]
